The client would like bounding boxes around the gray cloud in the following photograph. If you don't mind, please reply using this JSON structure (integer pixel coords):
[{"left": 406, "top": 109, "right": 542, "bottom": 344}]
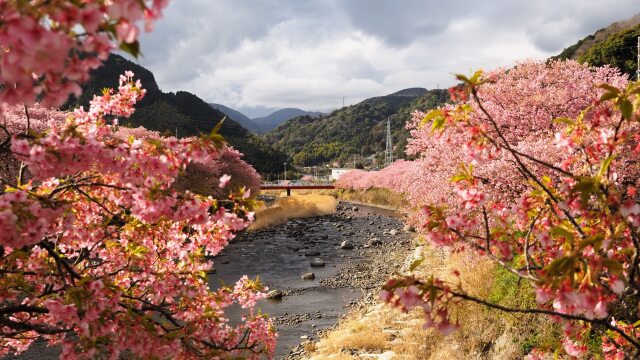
[{"left": 129, "top": 1, "right": 639, "bottom": 117}]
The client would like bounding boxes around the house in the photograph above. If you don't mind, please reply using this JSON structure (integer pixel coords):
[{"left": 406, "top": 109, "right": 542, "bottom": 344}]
[{"left": 331, "top": 168, "right": 353, "bottom": 181}]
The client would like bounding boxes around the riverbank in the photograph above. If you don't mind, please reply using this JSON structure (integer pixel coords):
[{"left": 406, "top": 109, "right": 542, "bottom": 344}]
[
  {"left": 212, "top": 202, "right": 415, "bottom": 358},
  {"left": 303, "top": 193, "right": 561, "bottom": 360}
]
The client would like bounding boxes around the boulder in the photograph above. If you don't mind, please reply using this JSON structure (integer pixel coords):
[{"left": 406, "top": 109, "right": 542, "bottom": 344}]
[
  {"left": 310, "top": 258, "right": 326, "bottom": 267},
  {"left": 266, "top": 290, "right": 284, "bottom": 300},
  {"left": 301, "top": 272, "right": 316, "bottom": 280},
  {"left": 403, "top": 224, "right": 416, "bottom": 232},
  {"left": 340, "top": 240, "right": 354, "bottom": 250}
]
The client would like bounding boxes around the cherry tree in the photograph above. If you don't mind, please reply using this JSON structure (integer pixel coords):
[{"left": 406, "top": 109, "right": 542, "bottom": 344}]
[
  {"left": 378, "top": 63, "right": 640, "bottom": 358},
  {"left": 0, "top": 1, "right": 276, "bottom": 358},
  {"left": 0, "top": 73, "right": 276, "bottom": 359},
  {"left": 0, "top": 0, "right": 169, "bottom": 107}
]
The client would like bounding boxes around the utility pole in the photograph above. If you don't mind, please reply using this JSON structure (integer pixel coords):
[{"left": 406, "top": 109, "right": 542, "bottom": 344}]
[
  {"left": 384, "top": 118, "right": 393, "bottom": 166},
  {"left": 342, "top": 96, "right": 345, "bottom": 107},
  {"left": 283, "top": 162, "right": 287, "bottom": 181}
]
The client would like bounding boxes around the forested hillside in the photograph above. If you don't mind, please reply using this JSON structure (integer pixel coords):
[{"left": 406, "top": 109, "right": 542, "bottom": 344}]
[
  {"left": 554, "top": 14, "right": 640, "bottom": 77},
  {"left": 66, "top": 54, "right": 288, "bottom": 175},
  {"left": 263, "top": 88, "right": 448, "bottom": 166}
]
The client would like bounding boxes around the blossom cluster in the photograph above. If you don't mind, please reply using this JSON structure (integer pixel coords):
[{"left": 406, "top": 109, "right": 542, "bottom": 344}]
[
  {"left": 0, "top": 1, "right": 169, "bottom": 107},
  {"left": 0, "top": 74, "right": 276, "bottom": 358},
  {"left": 339, "top": 60, "right": 640, "bottom": 358}
]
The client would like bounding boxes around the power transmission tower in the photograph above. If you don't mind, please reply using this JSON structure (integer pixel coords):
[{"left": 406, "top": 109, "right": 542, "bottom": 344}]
[
  {"left": 637, "top": 36, "right": 640, "bottom": 80},
  {"left": 384, "top": 118, "right": 393, "bottom": 166}
]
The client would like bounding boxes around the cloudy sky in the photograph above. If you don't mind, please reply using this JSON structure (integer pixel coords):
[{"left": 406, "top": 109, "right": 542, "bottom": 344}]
[{"left": 132, "top": 0, "right": 639, "bottom": 118}]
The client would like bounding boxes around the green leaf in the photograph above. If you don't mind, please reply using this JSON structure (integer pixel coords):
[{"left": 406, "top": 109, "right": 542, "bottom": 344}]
[
  {"left": 409, "top": 258, "right": 423, "bottom": 272},
  {"left": 598, "top": 84, "right": 621, "bottom": 94},
  {"left": 422, "top": 109, "right": 443, "bottom": 122},
  {"left": 455, "top": 74, "right": 470, "bottom": 83},
  {"left": 599, "top": 91, "right": 619, "bottom": 103},
  {"left": 602, "top": 258, "right": 623, "bottom": 276},
  {"left": 619, "top": 99, "right": 633, "bottom": 120},
  {"left": 469, "top": 70, "right": 483, "bottom": 84},
  {"left": 211, "top": 117, "right": 226, "bottom": 135},
  {"left": 544, "top": 256, "right": 576, "bottom": 277},
  {"left": 422, "top": 109, "right": 446, "bottom": 131},
  {"left": 431, "top": 116, "right": 445, "bottom": 132},
  {"left": 552, "top": 117, "right": 574, "bottom": 125},
  {"left": 550, "top": 226, "right": 574, "bottom": 242},
  {"left": 571, "top": 177, "right": 601, "bottom": 207},
  {"left": 597, "top": 155, "right": 616, "bottom": 178},
  {"left": 119, "top": 40, "right": 141, "bottom": 58},
  {"left": 578, "top": 234, "right": 604, "bottom": 250},
  {"left": 450, "top": 163, "right": 474, "bottom": 183}
]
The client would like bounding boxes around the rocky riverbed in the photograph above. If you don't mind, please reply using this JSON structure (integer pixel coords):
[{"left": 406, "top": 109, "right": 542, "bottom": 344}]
[
  {"left": 211, "top": 201, "right": 415, "bottom": 359},
  {"left": 5, "top": 201, "right": 414, "bottom": 360}
]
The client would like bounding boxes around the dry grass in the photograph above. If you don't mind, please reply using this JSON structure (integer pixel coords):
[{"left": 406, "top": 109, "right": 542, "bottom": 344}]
[
  {"left": 312, "top": 318, "right": 389, "bottom": 355},
  {"left": 337, "top": 188, "right": 408, "bottom": 210},
  {"left": 248, "top": 194, "right": 337, "bottom": 230},
  {"left": 307, "top": 244, "right": 560, "bottom": 360}
]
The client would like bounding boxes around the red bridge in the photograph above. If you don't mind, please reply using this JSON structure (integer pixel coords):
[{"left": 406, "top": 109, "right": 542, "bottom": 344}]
[{"left": 260, "top": 184, "right": 335, "bottom": 196}]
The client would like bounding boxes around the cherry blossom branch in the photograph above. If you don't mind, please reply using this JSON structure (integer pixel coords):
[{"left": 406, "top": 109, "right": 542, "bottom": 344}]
[
  {"left": 41, "top": 241, "right": 81, "bottom": 284},
  {"left": 17, "top": 106, "right": 31, "bottom": 186},
  {"left": 524, "top": 209, "right": 543, "bottom": 276},
  {"left": 449, "top": 227, "right": 538, "bottom": 282},
  {"left": 0, "top": 317, "right": 69, "bottom": 335}
]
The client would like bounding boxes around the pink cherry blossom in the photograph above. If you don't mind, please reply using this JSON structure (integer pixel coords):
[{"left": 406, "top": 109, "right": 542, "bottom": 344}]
[
  {"left": 349, "top": 60, "right": 640, "bottom": 357},
  {"left": 219, "top": 174, "right": 232, "bottom": 188},
  {"left": 0, "top": 74, "right": 275, "bottom": 358}
]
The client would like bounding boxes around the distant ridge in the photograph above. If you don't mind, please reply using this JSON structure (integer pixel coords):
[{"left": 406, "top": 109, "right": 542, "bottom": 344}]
[
  {"left": 253, "top": 108, "right": 324, "bottom": 132},
  {"left": 65, "top": 54, "right": 288, "bottom": 175},
  {"left": 263, "top": 88, "right": 447, "bottom": 166},
  {"left": 208, "top": 103, "right": 261, "bottom": 132}
]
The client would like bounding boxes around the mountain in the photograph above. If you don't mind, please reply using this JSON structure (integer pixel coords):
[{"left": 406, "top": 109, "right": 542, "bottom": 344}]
[
  {"left": 253, "top": 108, "right": 324, "bottom": 132},
  {"left": 65, "top": 54, "right": 288, "bottom": 175},
  {"left": 554, "top": 14, "right": 640, "bottom": 78},
  {"left": 208, "top": 103, "right": 262, "bottom": 132},
  {"left": 263, "top": 88, "right": 448, "bottom": 166}
]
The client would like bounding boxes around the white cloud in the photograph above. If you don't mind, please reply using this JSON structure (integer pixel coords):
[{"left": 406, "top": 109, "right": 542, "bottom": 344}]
[{"left": 131, "top": 0, "right": 640, "bottom": 117}]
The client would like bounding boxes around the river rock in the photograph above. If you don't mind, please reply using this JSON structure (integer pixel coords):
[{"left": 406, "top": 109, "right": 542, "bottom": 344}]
[
  {"left": 389, "top": 229, "right": 398, "bottom": 236},
  {"left": 310, "top": 258, "right": 326, "bottom": 267},
  {"left": 352, "top": 206, "right": 359, "bottom": 211},
  {"left": 403, "top": 224, "right": 416, "bottom": 232},
  {"left": 301, "top": 272, "right": 316, "bottom": 280},
  {"left": 266, "top": 290, "right": 283, "bottom": 300},
  {"left": 304, "top": 250, "right": 321, "bottom": 257},
  {"left": 368, "top": 238, "right": 382, "bottom": 246},
  {"left": 340, "top": 240, "right": 354, "bottom": 250}
]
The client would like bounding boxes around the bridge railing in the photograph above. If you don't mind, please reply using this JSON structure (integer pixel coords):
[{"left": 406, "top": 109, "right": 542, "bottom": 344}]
[{"left": 260, "top": 184, "right": 335, "bottom": 196}]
